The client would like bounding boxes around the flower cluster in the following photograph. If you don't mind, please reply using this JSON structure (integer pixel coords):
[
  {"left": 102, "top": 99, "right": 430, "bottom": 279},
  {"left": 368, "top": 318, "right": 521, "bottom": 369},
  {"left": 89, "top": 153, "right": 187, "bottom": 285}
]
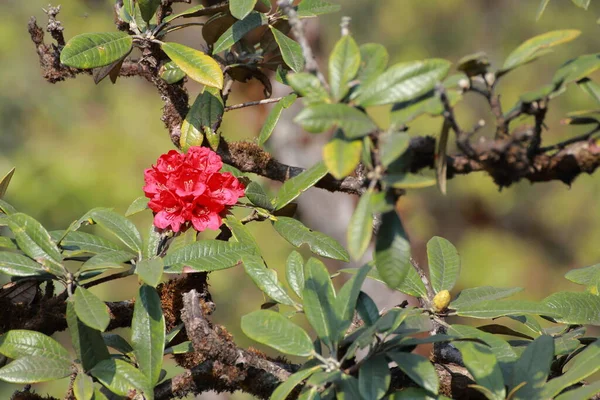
[{"left": 143, "top": 147, "right": 245, "bottom": 232}]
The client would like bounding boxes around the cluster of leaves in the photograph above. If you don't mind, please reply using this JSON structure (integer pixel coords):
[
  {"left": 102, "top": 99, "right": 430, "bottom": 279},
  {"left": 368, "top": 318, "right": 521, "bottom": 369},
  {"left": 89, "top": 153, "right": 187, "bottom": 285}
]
[{"left": 7, "top": 0, "right": 600, "bottom": 398}]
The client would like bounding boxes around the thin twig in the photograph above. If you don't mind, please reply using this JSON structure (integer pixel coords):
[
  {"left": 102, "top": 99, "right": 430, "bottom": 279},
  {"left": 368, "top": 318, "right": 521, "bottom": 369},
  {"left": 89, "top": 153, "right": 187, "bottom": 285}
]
[
  {"left": 224, "top": 96, "right": 285, "bottom": 112},
  {"left": 539, "top": 125, "right": 600, "bottom": 152}
]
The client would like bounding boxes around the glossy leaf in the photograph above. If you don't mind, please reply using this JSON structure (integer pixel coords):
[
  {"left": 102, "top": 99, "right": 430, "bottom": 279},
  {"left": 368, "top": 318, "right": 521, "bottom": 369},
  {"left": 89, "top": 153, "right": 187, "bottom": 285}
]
[
  {"left": 296, "top": 0, "right": 341, "bottom": 17},
  {"left": 0, "top": 237, "right": 16, "bottom": 249},
  {"left": 382, "top": 173, "right": 436, "bottom": 189},
  {"left": 374, "top": 210, "right": 411, "bottom": 289},
  {"left": 161, "top": 42, "right": 224, "bottom": 89},
  {"left": 0, "top": 356, "right": 72, "bottom": 383},
  {"left": 356, "top": 291, "right": 379, "bottom": 326},
  {"left": 214, "top": 12, "right": 266, "bottom": 53},
  {"left": 136, "top": 257, "right": 164, "bottom": 287},
  {"left": 450, "top": 286, "right": 523, "bottom": 309},
  {"left": 0, "top": 330, "right": 71, "bottom": 362},
  {"left": 359, "top": 354, "right": 390, "bottom": 400},
  {"left": 102, "top": 333, "right": 133, "bottom": 355},
  {"left": 241, "top": 310, "right": 314, "bottom": 356},
  {"left": 578, "top": 78, "right": 600, "bottom": 104},
  {"left": 61, "top": 33, "right": 133, "bottom": 69},
  {"left": 245, "top": 182, "right": 273, "bottom": 210},
  {"left": 0, "top": 252, "right": 43, "bottom": 277},
  {"left": 555, "top": 380, "right": 600, "bottom": 400},
  {"left": 7, "top": 213, "right": 63, "bottom": 275},
  {"left": 162, "top": 240, "right": 254, "bottom": 272},
  {"left": 379, "top": 132, "right": 410, "bottom": 167},
  {"left": 335, "top": 264, "right": 370, "bottom": 338},
  {"left": 565, "top": 263, "right": 600, "bottom": 294},
  {"left": 501, "top": 30, "right": 581, "bottom": 74},
  {"left": 138, "top": 0, "right": 160, "bottom": 21},
  {"left": 73, "top": 287, "right": 110, "bottom": 332},
  {"left": 510, "top": 335, "right": 554, "bottom": 399},
  {"left": 303, "top": 258, "right": 339, "bottom": 349},
  {"left": 131, "top": 285, "right": 165, "bottom": 386},
  {"left": 295, "top": 104, "right": 377, "bottom": 138},
  {"left": 125, "top": 196, "right": 148, "bottom": 217},
  {"left": 455, "top": 300, "right": 560, "bottom": 319},
  {"left": 243, "top": 254, "right": 296, "bottom": 306},
  {"left": 73, "top": 373, "right": 94, "bottom": 400},
  {"left": 258, "top": 94, "right": 297, "bottom": 145},
  {"left": 270, "top": 26, "right": 305, "bottom": 72},
  {"left": 448, "top": 324, "right": 517, "bottom": 364},
  {"left": 553, "top": 54, "right": 600, "bottom": 86},
  {"left": 273, "top": 217, "right": 349, "bottom": 261},
  {"left": 286, "top": 251, "right": 305, "bottom": 299},
  {"left": 347, "top": 189, "right": 374, "bottom": 260},
  {"left": 90, "top": 359, "right": 152, "bottom": 399},
  {"left": 159, "top": 61, "right": 186, "bottom": 84},
  {"left": 270, "top": 366, "right": 321, "bottom": 400},
  {"left": 387, "top": 352, "right": 438, "bottom": 394},
  {"left": 78, "top": 250, "right": 134, "bottom": 274},
  {"left": 542, "top": 340, "right": 600, "bottom": 398},
  {"left": 230, "top": 0, "right": 257, "bottom": 20},
  {"left": 52, "top": 231, "right": 123, "bottom": 256},
  {"left": 358, "top": 43, "right": 388, "bottom": 84},
  {"left": 272, "top": 162, "right": 328, "bottom": 210},
  {"left": 88, "top": 209, "right": 142, "bottom": 255},
  {"left": 454, "top": 342, "right": 505, "bottom": 400},
  {"left": 224, "top": 217, "right": 260, "bottom": 254},
  {"left": 543, "top": 291, "right": 600, "bottom": 325},
  {"left": 427, "top": 236, "right": 460, "bottom": 293},
  {"left": 181, "top": 87, "right": 224, "bottom": 152},
  {"left": 0, "top": 167, "right": 15, "bottom": 199},
  {"left": 66, "top": 301, "right": 110, "bottom": 372},
  {"left": 329, "top": 34, "right": 360, "bottom": 101},
  {"left": 163, "top": 5, "right": 206, "bottom": 22},
  {"left": 287, "top": 72, "right": 330, "bottom": 104},
  {"left": 322, "top": 131, "right": 362, "bottom": 180},
  {"left": 354, "top": 59, "right": 451, "bottom": 107}
]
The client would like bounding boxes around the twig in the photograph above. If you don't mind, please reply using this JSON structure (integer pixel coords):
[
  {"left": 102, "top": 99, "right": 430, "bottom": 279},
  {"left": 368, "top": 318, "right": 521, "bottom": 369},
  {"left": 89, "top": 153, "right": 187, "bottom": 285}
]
[
  {"left": 539, "top": 125, "right": 600, "bottom": 152},
  {"left": 409, "top": 258, "right": 434, "bottom": 304},
  {"left": 224, "top": 96, "right": 285, "bottom": 112}
]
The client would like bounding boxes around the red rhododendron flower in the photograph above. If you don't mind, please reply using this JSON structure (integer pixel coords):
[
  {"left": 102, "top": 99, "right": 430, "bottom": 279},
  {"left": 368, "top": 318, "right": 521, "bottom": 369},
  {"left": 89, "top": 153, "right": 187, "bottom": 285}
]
[{"left": 143, "top": 147, "right": 245, "bottom": 232}]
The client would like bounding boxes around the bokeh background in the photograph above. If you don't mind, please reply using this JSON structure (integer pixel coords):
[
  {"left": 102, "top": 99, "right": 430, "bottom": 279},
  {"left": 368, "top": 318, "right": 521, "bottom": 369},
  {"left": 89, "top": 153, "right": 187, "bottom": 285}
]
[{"left": 1, "top": 0, "right": 600, "bottom": 398}]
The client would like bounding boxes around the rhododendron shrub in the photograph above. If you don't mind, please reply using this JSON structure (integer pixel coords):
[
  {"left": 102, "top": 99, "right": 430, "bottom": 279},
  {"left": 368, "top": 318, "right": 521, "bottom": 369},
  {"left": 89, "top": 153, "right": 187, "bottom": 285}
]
[{"left": 143, "top": 147, "right": 245, "bottom": 232}]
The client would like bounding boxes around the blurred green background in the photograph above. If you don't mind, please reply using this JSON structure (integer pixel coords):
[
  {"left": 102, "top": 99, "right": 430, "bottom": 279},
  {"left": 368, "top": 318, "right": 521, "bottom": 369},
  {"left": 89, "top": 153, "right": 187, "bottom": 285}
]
[{"left": 1, "top": 0, "right": 600, "bottom": 398}]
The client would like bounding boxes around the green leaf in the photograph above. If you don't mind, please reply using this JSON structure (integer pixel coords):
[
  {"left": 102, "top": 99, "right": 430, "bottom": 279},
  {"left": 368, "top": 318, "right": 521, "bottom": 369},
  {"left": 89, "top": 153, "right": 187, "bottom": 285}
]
[
  {"left": 163, "top": 5, "right": 206, "bottom": 23},
  {"left": 270, "top": 26, "right": 305, "bottom": 72},
  {"left": 374, "top": 210, "right": 411, "bottom": 289},
  {"left": 88, "top": 209, "right": 142, "bottom": 255},
  {"left": 73, "top": 287, "right": 110, "bottom": 332},
  {"left": 542, "top": 340, "right": 600, "bottom": 398},
  {"left": 230, "top": 0, "right": 257, "bottom": 19},
  {"left": 454, "top": 300, "right": 560, "bottom": 319},
  {"left": 448, "top": 324, "right": 517, "bottom": 364},
  {"left": 287, "top": 72, "right": 330, "bottom": 104},
  {"left": 427, "top": 236, "right": 460, "bottom": 294},
  {"left": 337, "top": 375, "right": 361, "bottom": 399},
  {"left": 536, "top": 0, "right": 551, "bottom": 20},
  {"left": 572, "top": 0, "right": 591, "bottom": 9},
  {"left": 0, "top": 330, "right": 71, "bottom": 362},
  {"left": 131, "top": 285, "right": 165, "bottom": 386},
  {"left": 74, "top": 373, "right": 95, "bottom": 400},
  {"left": 329, "top": 34, "right": 360, "bottom": 101},
  {"left": 7, "top": 213, "right": 63, "bottom": 275},
  {"left": 273, "top": 162, "right": 328, "bottom": 210},
  {"left": 322, "top": 131, "right": 362, "bottom": 180},
  {"left": 136, "top": 257, "right": 164, "bottom": 287},
  {"left": 0, "top": 252, "right": 44, "bottom": 277},
  {"left": 543, "top": 291, "right": 600, "bottom": 325},
  {"left": 450, "top": 286, "right": 523, "bottom": 309},
  {"left": 357, "top": 43, "right": 388, "bottom": 84},
  {"left": 294, "top": 104, "right": 377, "bottom": 138},
  {"left": 454, "top": 342, "right": 505, "bottom": 400},
  {"left": 382, "top": 173, "right": 436, "bottom": 189},
  {"left": 565, "top": 263, "right": 600, "bottom": 294},
  {"left": 161, "top": 42, "right": 223, "bottom": 89},
  {"left": 242, "top": 254, "right": 297, "bottom": 306},
  {"left": 164, "top": 341, "right": 194, "bottom": 355},
  {"left": 51, "top": 231, "right": 124, "bottom": 256},
  {"left": 354, "top": 59, "right": 451, "bottom": 107},
  {"left": 387, "top": 352, "right": 438, "bottom": 395},
  {"left": 346, "top": 262, "right": 427, "bottom": 298},
  {"left": 0, "top": 199, "right": 16, "bottom": 215},
  {"left": 258, "top": 94, "right": 297, "bottom": 145},
  {"left": 379, "top": 132, "right": 410, "bottom": 167},
  {"left": 273, "top": 217, "right": 349, "bottom": 261},
  {"left": 90, "top": 359, "right": 152, "bottom": 399},
  {"left": 125, "top": 196, "right": 148, "bottom": 217},
  {"left": 0, "top": 167, "right": 15, "bottom": 199},
  {"left": 138, "top": 0, "right": 160, "bottom": 21},
  {"left": 271, "top": 366, "right": 321, "bottom": 400},
  {"left": 578, "top": 78, "right": 600, "bottom": 104},
  {"left": 296, "top": 0, "right": 341, "bottom": 17},
  {"left": 335, "top": 264, "right": 370, "bottom": 338},
  {"left": 66, "top": 301, "right": 110, "bottom": 372},
  {"left": 303, "top": 257, "right": 339, "bottom": 349},
  {"left": 60, "top": 33, "right": 133, "bottom": 69},
  {"left": 347, "top": 189, "right": 374, "bottom": 261},
  {"left": 214, "top": 12, "right": 266, "bottom": 53},
  {"left": 245, "top": 182, "right": 274, "bottom": 210},
  {"left": 159, "top": 61, "right": 186, "bottom": 84},
  {"left": 500, "top": 30, "right": 581, "bottom": 74},
  {"left": 0, "top": 237, "right": 16, "bottom": 249},
  {"left": 358, "top": 354, "right": 390, "bottom": 400},
  {"left": 286, "top": 251, "right": 305, "bottom": 299},
  {"left": 356, "top": 291, "right": 379, "bottom": 326},
  {"left": 510, "top": 335, "right": 554, "bottom": 399},
  {"left": 162, "top": 240, "right": 253, "bottom": 272},
  {"left": 0, "top": 356, "right": 72, "bottom": 383},
  {"left": 553, "top": 54, "right": 600, "bottom": 86},
  {"left": 555, "top": 380, "right": 600, "bottom": 400},
  {"left": 102, "top": 333, "right": 133, "bottom": 355},
  {"left": 241, "top": 310, "right": 314, "bottom": 356},
  {"left": 181, "top": 86, "right": 224, "bottom": 152},
  {"left": 78, "top": 250, "right": 134, "bottom": 275}
]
